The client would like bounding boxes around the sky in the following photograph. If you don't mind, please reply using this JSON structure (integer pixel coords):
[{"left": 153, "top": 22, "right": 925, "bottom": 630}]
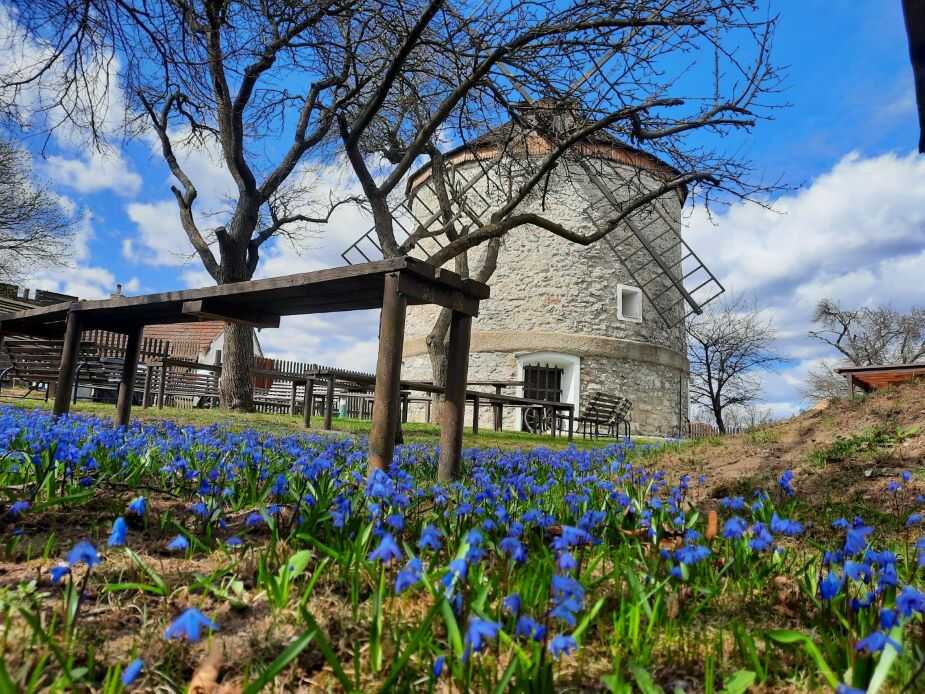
[{"left": 3, "top": 1, "right": 924, "bottom": 419}]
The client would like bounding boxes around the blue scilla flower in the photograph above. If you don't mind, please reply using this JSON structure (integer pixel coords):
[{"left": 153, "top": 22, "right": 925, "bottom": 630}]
[
  {"left": 548, "top": 634, "right": 578, "bottom": 659},
  {"left": 770, "top": 513, "right": 804, "bottom": 536},
  {"left": 432, "top": 655, "right": 446, "bottom": 678},
  {"left": 855, "top": 630, "right": 901, "bottom": 654},
  {"left": 385, "top": 513, "right": 404, "bottom": 531},
  {"left": 189, "top": 501, "right": 209, "bottom": 519},
  {"left": 844, "top": 560, "right": 871, "bottom": 582},
  {"left": 66, "top": 540, "right": 101, "bottom": 567},
  {"left": 463, "top": 617, "right": 499, "bottom": 660},
  {"left": 8, "top": 500, "right": 30, "bottom": 516},
  {"left": 722, "top": 516, "right": 748, "bottom": 540},
  {"left": 902, "top": 471, "right": 912, "bottom": 482},
  {"left": 164, "top": 608, "right": 219, "bottom": 642},
  {"left": 675, "top": 544, "right": 710, "bottom": 566},
  {"left": 418, "top": 524, "right": 442, "bottom": 551},
  {"left": 749, "top": 523, "right": 774, "bottom": 552},
  {"left": 499, "top": 536, "right": 527, "bottom": 564},
  {"left": 271, "top": 473, "right": 288, "bottom": 497},
  {"left": 502, "top": 593, "right": 521, "bottom": 616},
  {"left": 844, "top": 524, "right": 873, "bottom": 557},
  {"left": 669, "top": 565, "right": 684, "bottom": 579},
  {"left": 515, "top": 614, "right": 546, "bottom": 641},
  {"left": 835, "top": 685, "right": 865, "bottom": 694},
  {"left": 50, "top": 564, "right": 70, "bottom": 583},
  {"left": 819, "top": 571, "right": 844, "bottom": 601},
  {"left": 394, "top": 557, "right": 423, "bottom": 594},
  {"left": 879, "top": 608, "right": 898, "bottom": 630},
  {"left": 226, "top": 536, "right": 243, "bottom": 547},
  {"left": 917, "top": 537, "right": 925, "bottom": 568},
  {"left": 720, "top": 496, "right": 746, "bottom": 511},
  {"left": 368, "top": 533, "right": 402, "bottom": 564},
  {"left": 832, "top": 517, "right": 850, "bottom": 530},
  {"left": 557, "top": 551, "right": 577, "bottom": 571},
  {"left": 166, "top": 535, "right": 189, "bottom": 551},
  {"left": 121, "top": 658, "right": 143, "bottom": 686},
  {"left": 897, "top": 586, "right": 925, "bottom": 617},
  {"left": 878, "top": 562, "right": 899, "bottom": 589},
  {"left": 245, "top": 512, "right": 264, "bottom": 527},
  {"left": 108, "top": 517, "right": 128, "bottom": 547},
  {"left": 551, "top": 525, "right": 595, "bottom": 552},
  {"left": 906, "top": 513, "right": 922, "bottom": 527},
  {"left": 778, "top": 470, "right": 795, "bottom": 497},
  {"left": 127, "top": 497, "right": 147, "bottom": 517}
]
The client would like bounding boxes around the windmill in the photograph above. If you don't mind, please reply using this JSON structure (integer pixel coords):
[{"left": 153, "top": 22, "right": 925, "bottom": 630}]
[{"left": 340, "top": 55, "right": 725, "bottom": 331}]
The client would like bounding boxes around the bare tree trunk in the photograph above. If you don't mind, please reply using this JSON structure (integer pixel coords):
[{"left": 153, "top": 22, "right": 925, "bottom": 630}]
[
  {"left": 426, "top": 307, "right": 453, "bottom": 421},
  {"left": 220, "top": 322, "right": 255, "bottom": 410},
  {"left": 713, "top": 400, "right": 726, "bottom": 434}
]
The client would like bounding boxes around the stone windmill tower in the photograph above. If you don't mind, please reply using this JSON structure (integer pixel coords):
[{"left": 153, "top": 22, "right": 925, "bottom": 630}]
[{"left": 342, "top": 101, "right": 723, "bottom": 436}]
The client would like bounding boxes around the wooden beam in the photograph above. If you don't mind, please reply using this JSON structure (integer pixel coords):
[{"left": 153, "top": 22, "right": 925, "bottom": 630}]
[
  {"left": 437, "top": 310, "right": 472, "bottom": 481},
  {"left": 52, "top": 311, "right": 81, "bottom": 416},
  {"left": 368, "top": 273, "right": 407, "bottom": 475},
  {"left": 396, "top": 271, "right": 480, "bottom": 316},
  {"left": 115, "top": 325, "right": 143, "bottom": 426},
  {"left": 181, "top": 300, "right": 280, "bottom": 329}
]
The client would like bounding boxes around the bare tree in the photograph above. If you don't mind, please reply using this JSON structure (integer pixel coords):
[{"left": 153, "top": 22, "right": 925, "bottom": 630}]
[
  {"left": 809, "top": 299, "right": 925, "bottom": 367},
  {"left": 800, "top": 360, "right": 849, "bottom": 402},
  {"left": 328, "top": 0, "right": 782, "bottom": 401},
  {"left": 0, "top": 137, "right": 71, "bottom": 280},
  {"left": 687, "top": 296, "right": 781, "bottom": 433}
]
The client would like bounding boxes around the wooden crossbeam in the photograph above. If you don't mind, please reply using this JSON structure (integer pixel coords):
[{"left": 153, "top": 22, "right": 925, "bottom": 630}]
[{"left": 181, "top": 300, "right": 281, "bottom": 329}]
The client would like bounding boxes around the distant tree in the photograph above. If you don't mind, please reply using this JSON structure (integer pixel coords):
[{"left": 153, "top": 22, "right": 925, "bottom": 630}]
[
  {"left": 687, "top": 296, "right": 781, "bottom": 434},
  {"left": 800, "top": 360, "right": 849, "bottom": 402},
  {"left": 0, "top": 137, "right": 71, "bottom": 280},
  {"left": 809, "top": 299, "right": 925, "bottom": 367}
]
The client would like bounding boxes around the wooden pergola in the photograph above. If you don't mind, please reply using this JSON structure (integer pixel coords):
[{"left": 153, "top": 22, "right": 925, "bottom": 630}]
[
  {"left": 835, "top": 363, "right": 925, "bottom": 397},
  {"left": 0, "top": 258, "right": 489, "bottom": 478}
]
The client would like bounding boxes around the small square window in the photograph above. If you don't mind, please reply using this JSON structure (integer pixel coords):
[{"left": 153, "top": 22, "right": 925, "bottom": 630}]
[{"left": 618, "top": 284, "right": 643, "bottom": 322}]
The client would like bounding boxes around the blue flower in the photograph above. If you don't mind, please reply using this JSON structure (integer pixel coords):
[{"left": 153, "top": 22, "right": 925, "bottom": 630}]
[
  {"left": 906, "top": 513, "right": 922, "bottom": 527},
  {"left": 66, "top": 541, "right": 101, "bottom": 567},
  {"left": 50, "top": 564, "right": 70, "bottom": 583},
  {"left": 897, "top": 586, "right": 925, "bottom": 617},
  {"left": 675, "top": 544, "right": 710, "bottom": 565},
  {"left": 722, "top": 516, "right": 748, "bottom": 540},
  {"left": 820, "top": 572, "right": 844, "bottom": 601},
  {"left": 499, "top": 536, "right": 527, "bottom": 563},
  {"left": 418, "top": 524, "right": 442, "bottom": 551},
  {"left": 368, "top": 533, "right": 402, "bottom": 564},
  {"left": 432, "top": 655, "right": 446, "bottom": 678},
  {"left": 879, "top": 608, "right": 898, "bottom": 630},
  {"left": 8, "top": 500, "right": 30, "bottom": 516},
  {"left": 551, "top": 525, "right": 595, "bottom": 551},
  {"left": 844, "top": 524, "right": 873, "bottom": 557},
  {"left": 394, "top": 557, "right": 423, "bottom": 594},
  {"left": 463, "top": 617, "right": 499, "bottom": 660},
  {"left": 108, "top": 517, "right": 128, "bottom": 547},
  {"left": 749, "top": 523, "right": 774, "bottom": 552},
  {"left": 515, "top": 614, "right": 546, "bottom": 641},
  {"left": 166, "top": 535, "right": 189, "bottom": 552},
  {"left": 548, "top": 634, "right": 578, "bottom": 659},
  {"left": 832, "top": 517, "right": 849, "bottom": 530},
  {"left": 778, "top": 470, "right": 795, "bottom": 497},
  {"left": 844, "top": 561, "right": 871, "bottom": 582},
  {"left": 245, "top": 512, "right": 264, "bottom": 527},
  {"left": 164, "top": 608, "right": 219, "bottom": 642},
  {"left": 226, "top": 536, "right": 243, "bottom": 547},
  {"left": 855, "top": 630, "right": 901, "bottom": 654},
  {"left": 720, "top": 496, "right": 746, "bottom": 511},
  {"left": 770, "top": 513, "right": 804, "bottom": 536},
  {"left": 502, "top": 593, "right": 521, "bottom": 616},
  {"left": 121, "top": 658, "right": 143, "bottom": 686},
  {"left": 836, "top": 685, "right": 866, "bottom": 694},
  {"left": 127, "top": 496, "right": 147, "bottom": 517},
  {"left": 557, "top": 551, "right": 577, "bottom": 571}
]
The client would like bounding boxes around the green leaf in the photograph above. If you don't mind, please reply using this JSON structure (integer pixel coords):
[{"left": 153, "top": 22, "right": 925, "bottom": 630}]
[
  {"left": 243, "top": 628, "right": 316, "bottom": 694},
  {"left": 279, "top": 550, "right": 312, "bottom": 581},
  {"left": 299, "top": 606, "right": 353, "bottom": 693},
  {"left": 867, "top": 626, "right": 902, "bottom": 694},
  {"left": 573, "top": 597, "right": 605, "bottom": 643},
  {"left": 767, "top": 630, "right": 838, "bottom": 689},
  {"left": 629, "top": 664, "right": 664, "bottom": 694},
  {"left": 720, "top": 670, "right": 756, "bottom": 694},
  {"left": 378, "top": 598, "right": 442, "bottom": 693}
]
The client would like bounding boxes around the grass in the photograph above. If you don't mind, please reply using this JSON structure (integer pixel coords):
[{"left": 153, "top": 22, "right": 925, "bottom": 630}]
[{"left": 0, "top": 393, "right": 630, "bottom": 451}]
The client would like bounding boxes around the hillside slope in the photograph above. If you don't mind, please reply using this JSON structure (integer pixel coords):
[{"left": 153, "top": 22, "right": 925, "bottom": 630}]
[{"left": 658, "top": 380, "right": 925, "bottom": 506}]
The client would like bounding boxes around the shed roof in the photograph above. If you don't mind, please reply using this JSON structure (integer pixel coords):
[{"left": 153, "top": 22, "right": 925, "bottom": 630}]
[{"left": 835, "top": 363, "right": 925, "bottom": 391}]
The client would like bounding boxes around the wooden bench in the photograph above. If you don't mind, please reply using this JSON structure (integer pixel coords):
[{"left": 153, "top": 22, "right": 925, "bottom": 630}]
[{"left": 564, "top": 392, "right": 632, "bottom": 439}]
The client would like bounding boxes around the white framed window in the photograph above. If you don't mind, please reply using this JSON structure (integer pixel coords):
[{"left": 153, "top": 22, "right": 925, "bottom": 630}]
[
  {"left": 618, "top": 284, "right": 643, "bottom": 322},
  {"left": 515, "top": 352, "right": 581, "bottom": 432}
]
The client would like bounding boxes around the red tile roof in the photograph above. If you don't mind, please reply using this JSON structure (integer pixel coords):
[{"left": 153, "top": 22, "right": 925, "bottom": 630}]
[{"left": 143, "top": 322, "right": 224, "bottom": 355}]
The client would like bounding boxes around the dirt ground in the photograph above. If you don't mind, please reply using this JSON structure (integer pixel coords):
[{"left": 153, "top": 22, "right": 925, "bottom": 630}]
[{"left": 656, "top": 381, "right": 925, "bottom": 514}]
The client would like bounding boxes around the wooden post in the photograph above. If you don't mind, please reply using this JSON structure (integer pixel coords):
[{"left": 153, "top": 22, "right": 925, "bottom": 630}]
[
  {"left": 142, "top": 364, "right": 153, "bottom": 408},
  {"left": 425, "top": 398, "right": 431, "bottom": 424},
  {"left": 289, "top": 379, "right": 298, "bottom": 415},
  {"left": 368, "top": 273, "right": 407, "bottom": 475},
  {"left": 115, "top": 325, "right": 143, "bottom": 426},
  {"left": 472, "top": 393, "right": 479, "bottom": 434},
  {"left": 849, "top": 374, "right": 856, "bottom": 400},
  {"left": 324, "top": 373, "right": 335, "bottom": 430},
  {"left": 303, "top": 378, "right": 314, "bottom": 427},
  {"left": 158, "top": 359, "right": 167, "bottom": 409},
  {"left": 53, "top": 310, "right": 82, "bottom": 416},
  {"left": 401, "top": 392, "right": 409, "bottom": 423},
  {"left": 437, "top": 310, "right": 472, "bottom": 481},
  {"left": 567, "top": 406, "right": 574, "bottom": 441},
  {"left": 493, "top": 384, "right": 502, "bottom": 431}
]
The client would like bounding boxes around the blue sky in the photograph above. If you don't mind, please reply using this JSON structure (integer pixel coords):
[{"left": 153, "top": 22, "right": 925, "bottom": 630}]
[{"left": 5, "top": 2, "right": 925, "bottom": 417}]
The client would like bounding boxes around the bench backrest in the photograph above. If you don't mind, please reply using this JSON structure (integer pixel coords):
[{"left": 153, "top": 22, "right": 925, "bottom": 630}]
[{"left": 579, "top": 392, "right": 632, "bottom": 423}]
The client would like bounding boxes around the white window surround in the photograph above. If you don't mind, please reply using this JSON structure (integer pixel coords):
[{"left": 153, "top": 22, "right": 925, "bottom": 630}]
[
  {"left": 618, "top": 284, "right": 643, "bottom": 322},
  {"left": 515, "top": 352, "right": 581, "bottom": 432}
]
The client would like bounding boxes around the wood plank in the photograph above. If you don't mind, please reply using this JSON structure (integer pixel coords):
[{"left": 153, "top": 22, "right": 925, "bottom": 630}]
[{"left": 181, "top": 299, "right": 281, "bottom": 329}]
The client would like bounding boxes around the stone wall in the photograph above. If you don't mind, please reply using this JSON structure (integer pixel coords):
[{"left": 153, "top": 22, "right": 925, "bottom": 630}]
[{"left": 401, "top": 154, "right": 690, "bottom": 436}]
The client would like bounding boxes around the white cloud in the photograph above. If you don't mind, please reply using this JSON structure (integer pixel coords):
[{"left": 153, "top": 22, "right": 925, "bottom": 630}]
[
  {"left": 686, "top": 150, "right": 925, "bottom": 413},
  {"left": 45, "top": 149, "right": 142, "bottom": 196},
  {"left": 124, "top": 200, "right": 197, "bottom": 266}
]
